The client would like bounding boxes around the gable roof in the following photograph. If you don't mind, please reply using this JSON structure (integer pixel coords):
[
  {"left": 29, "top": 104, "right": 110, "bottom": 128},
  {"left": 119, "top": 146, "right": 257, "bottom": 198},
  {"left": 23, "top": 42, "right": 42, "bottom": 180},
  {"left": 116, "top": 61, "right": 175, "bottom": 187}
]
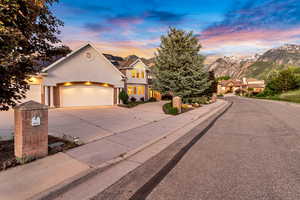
[
  {"left": 41, "top": 43, "right": 124, "bottom": 77},
  {"left": 220, "top": 79, "right": 243, "bottom": 87},
  {"left": 118, "top": 58, "right": 150, "bottom": 71}
]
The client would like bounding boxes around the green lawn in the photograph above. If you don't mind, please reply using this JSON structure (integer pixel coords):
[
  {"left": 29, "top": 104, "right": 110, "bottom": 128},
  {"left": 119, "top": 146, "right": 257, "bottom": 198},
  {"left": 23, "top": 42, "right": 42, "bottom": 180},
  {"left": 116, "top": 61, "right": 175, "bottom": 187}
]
[
  {"left": 279, "top": 90, "right": 300, "bottom": 103},
  {"left": 255, "top": 89, "right": 300, "bottom": 104}
]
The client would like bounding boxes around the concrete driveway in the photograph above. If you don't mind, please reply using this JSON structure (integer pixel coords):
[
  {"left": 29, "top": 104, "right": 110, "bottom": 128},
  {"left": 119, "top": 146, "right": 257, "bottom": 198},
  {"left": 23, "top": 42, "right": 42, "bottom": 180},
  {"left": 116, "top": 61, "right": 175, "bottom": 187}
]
[{"left": 0, "top": 102, "right": 169, "bottom": 143}]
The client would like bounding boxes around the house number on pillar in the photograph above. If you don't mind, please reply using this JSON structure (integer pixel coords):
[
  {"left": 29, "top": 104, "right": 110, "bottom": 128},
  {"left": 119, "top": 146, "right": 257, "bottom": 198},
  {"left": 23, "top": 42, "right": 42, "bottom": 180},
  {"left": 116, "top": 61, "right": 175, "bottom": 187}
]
[{"left": 31, "top": 116, "right": 41, "bottom": 127}]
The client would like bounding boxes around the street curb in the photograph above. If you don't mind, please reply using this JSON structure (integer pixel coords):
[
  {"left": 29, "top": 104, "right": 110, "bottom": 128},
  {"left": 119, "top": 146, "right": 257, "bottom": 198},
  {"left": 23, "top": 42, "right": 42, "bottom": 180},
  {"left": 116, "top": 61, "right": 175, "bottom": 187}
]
[
  {"left": 32, "top": 100, "right": 229, "bottom": 200},
  {"left": 239, "top": 96, "right": 300, "bottom": 107}
]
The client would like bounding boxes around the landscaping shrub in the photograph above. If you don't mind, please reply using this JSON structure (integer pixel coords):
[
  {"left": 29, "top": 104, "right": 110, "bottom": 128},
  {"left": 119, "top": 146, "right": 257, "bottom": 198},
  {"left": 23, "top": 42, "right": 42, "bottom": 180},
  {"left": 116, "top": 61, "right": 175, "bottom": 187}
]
[
  {"left": 119, "top": 90, "right": 129, "bottom": 104},
  {"left": 149, "top": 97, "right": 157, "bottom": 102},
  {"left": 130, "top": 96, "right": 137, "bottom": 102},
  {"left": 140, "top": 97, "right": 145, "bottom": 102},
  {"left": 183, "top": 96, "right": 208, "bottom": 104},
  {"left": 297, "top": 76, "right": 300, "bottom": 88},
  {"left": 163, "top": 103, "right": 178, "bottom": 115},
  {"left": 255, "top": 88, "right": 277, "bottom": 97},
  {"left": 161, "top": 94, "right": 173, "bottom": 100}
]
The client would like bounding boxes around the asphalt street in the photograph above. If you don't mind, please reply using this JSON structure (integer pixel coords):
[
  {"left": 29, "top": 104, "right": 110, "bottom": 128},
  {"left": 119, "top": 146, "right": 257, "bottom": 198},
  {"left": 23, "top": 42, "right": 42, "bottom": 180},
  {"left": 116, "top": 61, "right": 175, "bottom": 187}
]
[{"left": 94, "top": 97, "right": 300, "bottom": 200}]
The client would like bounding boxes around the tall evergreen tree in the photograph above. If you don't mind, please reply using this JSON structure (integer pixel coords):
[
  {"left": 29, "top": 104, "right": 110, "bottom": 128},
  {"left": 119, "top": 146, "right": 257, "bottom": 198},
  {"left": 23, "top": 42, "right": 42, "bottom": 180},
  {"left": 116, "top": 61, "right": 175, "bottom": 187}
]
[{"left": 153, "top": 28, "right": 211, "bottom": 98}]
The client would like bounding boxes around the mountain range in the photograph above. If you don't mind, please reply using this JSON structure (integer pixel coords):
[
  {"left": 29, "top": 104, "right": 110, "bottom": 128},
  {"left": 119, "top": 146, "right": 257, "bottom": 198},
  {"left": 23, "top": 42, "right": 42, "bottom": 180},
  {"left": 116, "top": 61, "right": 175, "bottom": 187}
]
[
  {"left": 105, "top": 44, "right": 300, "bottom": 80},
  {"left": 208, "top": 44, "right": 300, "bottom": 79}
]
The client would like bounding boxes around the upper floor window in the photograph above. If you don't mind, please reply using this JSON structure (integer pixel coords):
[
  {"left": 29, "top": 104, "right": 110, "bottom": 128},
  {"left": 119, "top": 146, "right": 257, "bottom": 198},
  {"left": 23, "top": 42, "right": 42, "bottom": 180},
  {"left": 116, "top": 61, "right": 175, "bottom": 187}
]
[
  {"left": 131, "top": 69, "right": 145, "bottom": 79},
  {"left": 131, "top": 70, "right": 136, "bottom": 78}
]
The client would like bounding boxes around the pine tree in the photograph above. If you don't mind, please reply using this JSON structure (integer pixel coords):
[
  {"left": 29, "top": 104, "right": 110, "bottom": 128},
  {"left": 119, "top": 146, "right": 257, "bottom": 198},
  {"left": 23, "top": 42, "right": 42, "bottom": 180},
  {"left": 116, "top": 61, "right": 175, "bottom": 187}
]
[{"left": 153, "top": 28, "right": 211, "bottom": 98}]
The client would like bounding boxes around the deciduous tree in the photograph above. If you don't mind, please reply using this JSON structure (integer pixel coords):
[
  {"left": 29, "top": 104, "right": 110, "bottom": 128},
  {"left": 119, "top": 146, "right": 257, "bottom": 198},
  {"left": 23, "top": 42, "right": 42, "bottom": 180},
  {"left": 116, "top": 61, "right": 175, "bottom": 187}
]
[{"left": 0, "top": 0, "right": 70, "bottom": 110}]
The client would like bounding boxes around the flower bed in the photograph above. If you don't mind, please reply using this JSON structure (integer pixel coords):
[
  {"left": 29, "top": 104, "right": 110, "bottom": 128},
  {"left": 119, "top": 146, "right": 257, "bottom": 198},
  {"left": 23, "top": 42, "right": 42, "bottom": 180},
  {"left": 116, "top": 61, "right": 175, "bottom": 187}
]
[{"left": 0, "top": 135, "right": 80, "bottom": 171}]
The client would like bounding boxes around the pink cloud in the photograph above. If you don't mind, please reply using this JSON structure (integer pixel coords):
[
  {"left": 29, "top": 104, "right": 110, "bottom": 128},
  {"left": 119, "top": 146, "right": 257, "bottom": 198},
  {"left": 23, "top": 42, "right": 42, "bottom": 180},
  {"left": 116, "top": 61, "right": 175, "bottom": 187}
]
[{"left": 199, "top": 26, "right": 300, "bottom": 54}]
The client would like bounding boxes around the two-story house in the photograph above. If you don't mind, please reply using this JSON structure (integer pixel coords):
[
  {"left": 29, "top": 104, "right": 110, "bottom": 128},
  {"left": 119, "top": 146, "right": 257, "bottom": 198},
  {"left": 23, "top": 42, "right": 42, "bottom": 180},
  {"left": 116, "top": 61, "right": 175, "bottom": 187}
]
[{"left": 19, "top": 43, "right": 161, "bottom": 108}]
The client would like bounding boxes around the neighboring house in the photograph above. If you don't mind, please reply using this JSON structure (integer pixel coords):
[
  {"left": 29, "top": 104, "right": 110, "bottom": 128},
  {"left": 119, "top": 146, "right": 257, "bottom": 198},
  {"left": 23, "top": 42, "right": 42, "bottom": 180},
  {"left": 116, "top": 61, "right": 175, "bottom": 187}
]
[
  {"left": 242, "top": 78, "right": 265, "bottom": 93},
  {"left": 22, "top": 43, "right": 161, "bottom": 108},
  {"left": 116, "top": 57, "right": 161, "bottom": 101},
  {"left": 218, "top": 78, "right": 265, "bottom": 95},
  {"left": 218, "top": 79, "right": 244, "bottom": 94}
]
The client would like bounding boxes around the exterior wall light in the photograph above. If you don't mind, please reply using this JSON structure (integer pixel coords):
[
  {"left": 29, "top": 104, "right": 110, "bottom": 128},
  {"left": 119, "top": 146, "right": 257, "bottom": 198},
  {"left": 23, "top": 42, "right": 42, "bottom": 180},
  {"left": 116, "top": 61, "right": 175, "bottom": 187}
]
[
  {"left": 103, "top": 83, "right": 109, "bottom": 87},
  {"left": 85, "top": 81, "right": 92, "bottom": 85},
  {"left": 28, "top": 77, "right": 39, "bottom": 84},
  {"left": 64, "top": 82, "right": 72, "bottom": 86}
]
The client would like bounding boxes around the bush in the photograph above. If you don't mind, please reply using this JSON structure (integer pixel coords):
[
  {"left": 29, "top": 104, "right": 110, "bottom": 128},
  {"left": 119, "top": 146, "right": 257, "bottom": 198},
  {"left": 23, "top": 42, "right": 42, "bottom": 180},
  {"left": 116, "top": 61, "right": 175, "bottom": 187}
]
[
  {"left": 149, "top": 97, "right": 157, "bottom": 102},
  {"left": 266, "top": 68, "right": 298, "bottom": 93},
  {"left": 255, "top": 88, "right": 277, "bottom": 97},
  {"left": 163, "top": 103, "right": 178, "bottom": 115},
  {"left": 119, "top": 90, "right": 129, "bottom": 104},
  {"left": 140, "top": 97, "right": 145, "bottom": 102},
  {"left": 130, "top": 96, "right": 137, "bottom": 102},
  {"left": 183, "top": 96, "right": 208, "bottom": 104},
  {"left": 161, "top": 94, "right": 173, "bottom": 100},
  {"left": 296, "top": 76, "right": 300, "bottom": 88}
]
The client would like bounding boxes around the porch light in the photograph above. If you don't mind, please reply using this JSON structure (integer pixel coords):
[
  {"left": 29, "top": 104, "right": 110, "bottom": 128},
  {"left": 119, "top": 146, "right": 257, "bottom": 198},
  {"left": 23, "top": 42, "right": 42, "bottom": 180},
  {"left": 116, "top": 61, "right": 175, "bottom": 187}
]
[
  {"left": 64, "top": 82, "right": 72, "bottom": 86},
  {"left": 28, "top": 77, "right": 38, "bottom": 84},
  {"left": 103, "top": 83, "right": 109, "bottom": 87},
  {"left": 85, "top": 81, "right": 92, "bottom": 85}
]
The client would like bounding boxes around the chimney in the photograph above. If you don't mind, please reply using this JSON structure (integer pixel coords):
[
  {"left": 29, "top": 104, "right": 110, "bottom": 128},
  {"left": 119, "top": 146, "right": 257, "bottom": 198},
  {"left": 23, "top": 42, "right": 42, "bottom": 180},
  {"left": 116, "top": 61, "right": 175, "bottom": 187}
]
[{"left": 243, "top": 77, "right": 247, "bottom": 84}]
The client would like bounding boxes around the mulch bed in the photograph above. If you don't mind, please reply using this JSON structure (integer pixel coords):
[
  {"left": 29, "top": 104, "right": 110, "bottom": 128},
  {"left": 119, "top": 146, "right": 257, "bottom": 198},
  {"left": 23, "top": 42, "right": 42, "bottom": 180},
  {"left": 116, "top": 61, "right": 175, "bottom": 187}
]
[{"left": 0, "top": 135, "right": 80, "bottom": 172}]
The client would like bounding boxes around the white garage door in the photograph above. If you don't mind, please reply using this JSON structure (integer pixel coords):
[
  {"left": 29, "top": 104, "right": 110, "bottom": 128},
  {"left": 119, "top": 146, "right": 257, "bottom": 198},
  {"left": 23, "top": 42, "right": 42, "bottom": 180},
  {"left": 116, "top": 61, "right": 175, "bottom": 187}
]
[
  {"left": 60, "top": 85, "right": 114, "bottom": 107},
  {"left": 21, "top": 85, "right": 42, "bottom": 103}
]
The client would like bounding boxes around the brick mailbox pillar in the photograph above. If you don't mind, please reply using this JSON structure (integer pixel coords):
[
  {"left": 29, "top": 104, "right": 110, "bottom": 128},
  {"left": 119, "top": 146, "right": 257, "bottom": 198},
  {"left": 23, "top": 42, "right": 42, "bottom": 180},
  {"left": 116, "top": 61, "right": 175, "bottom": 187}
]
[
  {"left": 172, "top": 96, "right": 182, "bottom": 113},
  {"left": 212, "top": 93, "right": 217, "bottom": 103},
  {"left": 14, "top": 101, "right": 48, "bottom": 159}
]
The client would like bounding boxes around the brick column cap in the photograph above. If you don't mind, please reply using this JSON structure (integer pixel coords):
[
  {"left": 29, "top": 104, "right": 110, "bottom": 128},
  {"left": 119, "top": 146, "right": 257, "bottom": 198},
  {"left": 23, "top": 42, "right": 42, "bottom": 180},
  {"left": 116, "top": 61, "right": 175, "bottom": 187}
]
[{"left": 14, "top": 100, "right": 48, "bottom": 111}]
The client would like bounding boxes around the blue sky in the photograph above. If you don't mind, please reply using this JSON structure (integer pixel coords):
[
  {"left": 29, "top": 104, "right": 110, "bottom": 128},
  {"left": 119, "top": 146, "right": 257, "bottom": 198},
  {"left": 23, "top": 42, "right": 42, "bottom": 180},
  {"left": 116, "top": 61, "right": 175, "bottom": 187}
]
[{"left": 51, "top": 0, "right": 300, "bottom": 58}]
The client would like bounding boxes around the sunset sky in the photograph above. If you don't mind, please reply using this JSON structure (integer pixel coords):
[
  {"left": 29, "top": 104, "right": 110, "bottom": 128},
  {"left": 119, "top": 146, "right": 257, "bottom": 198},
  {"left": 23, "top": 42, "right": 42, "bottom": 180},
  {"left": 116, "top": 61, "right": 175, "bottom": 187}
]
[{"left": 51, "top": 0, "right": 300, "bottom": 58}]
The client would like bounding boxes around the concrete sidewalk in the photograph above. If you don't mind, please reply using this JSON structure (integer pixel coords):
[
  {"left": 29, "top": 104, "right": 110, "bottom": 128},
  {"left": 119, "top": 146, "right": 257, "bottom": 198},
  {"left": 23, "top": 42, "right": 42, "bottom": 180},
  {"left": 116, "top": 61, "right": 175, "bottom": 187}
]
[{"left": 0, "top": 100, "right": 227, "bottom": 200}]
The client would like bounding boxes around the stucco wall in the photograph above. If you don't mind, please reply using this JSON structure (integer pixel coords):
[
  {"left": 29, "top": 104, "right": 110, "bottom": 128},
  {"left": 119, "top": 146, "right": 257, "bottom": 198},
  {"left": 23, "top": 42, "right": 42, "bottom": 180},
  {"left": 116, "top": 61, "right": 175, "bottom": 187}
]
[{"left": 43, "top": 45, "right": 124, "bottom": 88}]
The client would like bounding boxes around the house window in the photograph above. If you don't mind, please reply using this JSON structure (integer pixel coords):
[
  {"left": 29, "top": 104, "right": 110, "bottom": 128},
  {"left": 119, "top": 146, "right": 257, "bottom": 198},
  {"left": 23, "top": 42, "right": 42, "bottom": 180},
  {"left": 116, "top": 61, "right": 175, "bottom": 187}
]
[
  {"left": 134, "top": 87, "right": 137, "bottom": 95},
  {"left": 127, "top": 86, "right": 133, "bottom": 95},
  {"left": 136, "top": 72, "right": 140, "bottom": 78},
  {"left": 131, "top": 70, "right": 136, "bottom": 78},
  {"left": 141, "top": 71, "right": 145, "bottom": 78},
  {"left": 137, "top": 86, "right": 145, "bottom": 95}
]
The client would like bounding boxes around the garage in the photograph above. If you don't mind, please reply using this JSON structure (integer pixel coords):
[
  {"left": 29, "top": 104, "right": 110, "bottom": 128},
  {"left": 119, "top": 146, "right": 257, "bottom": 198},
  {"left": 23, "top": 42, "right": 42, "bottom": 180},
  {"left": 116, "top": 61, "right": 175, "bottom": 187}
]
[{"left": 60, "top": 85, "right": 114, "bottom": 107}]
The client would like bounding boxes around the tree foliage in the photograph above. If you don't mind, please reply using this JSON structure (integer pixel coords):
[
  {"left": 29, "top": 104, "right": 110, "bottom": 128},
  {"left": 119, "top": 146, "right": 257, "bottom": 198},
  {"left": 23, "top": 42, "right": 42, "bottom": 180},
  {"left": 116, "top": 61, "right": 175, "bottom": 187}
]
[
  {"left": 266, "top": 68, "right": 298, "bottom": 93},
  {"left": 0, "top": 0, "right": 70, "bottom": 110},
  {"left": 216, "top": 75, "right": 230, "bottom": 81},
  {"left": 119, "top": 89, "right": 129, "bottom": 104},
  {"left": 152, "top": 28, "right": 211, "bottom": 98},
  {"left": 204, "top": 70, "right": 218, "bottom": 97}
]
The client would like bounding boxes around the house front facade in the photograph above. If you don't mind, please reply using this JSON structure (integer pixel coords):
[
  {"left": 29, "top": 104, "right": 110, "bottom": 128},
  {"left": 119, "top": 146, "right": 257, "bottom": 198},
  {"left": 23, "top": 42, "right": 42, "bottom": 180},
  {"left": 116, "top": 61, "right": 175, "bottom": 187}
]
[
  {"left": 22, "top": 43, "right": 160, "bottom": 108},
  {"left": 217, "top": 78, "right": 265, "bottom": 95},
  {"left": 118, "top": 59, "right": 149, "bottom": 101}
]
